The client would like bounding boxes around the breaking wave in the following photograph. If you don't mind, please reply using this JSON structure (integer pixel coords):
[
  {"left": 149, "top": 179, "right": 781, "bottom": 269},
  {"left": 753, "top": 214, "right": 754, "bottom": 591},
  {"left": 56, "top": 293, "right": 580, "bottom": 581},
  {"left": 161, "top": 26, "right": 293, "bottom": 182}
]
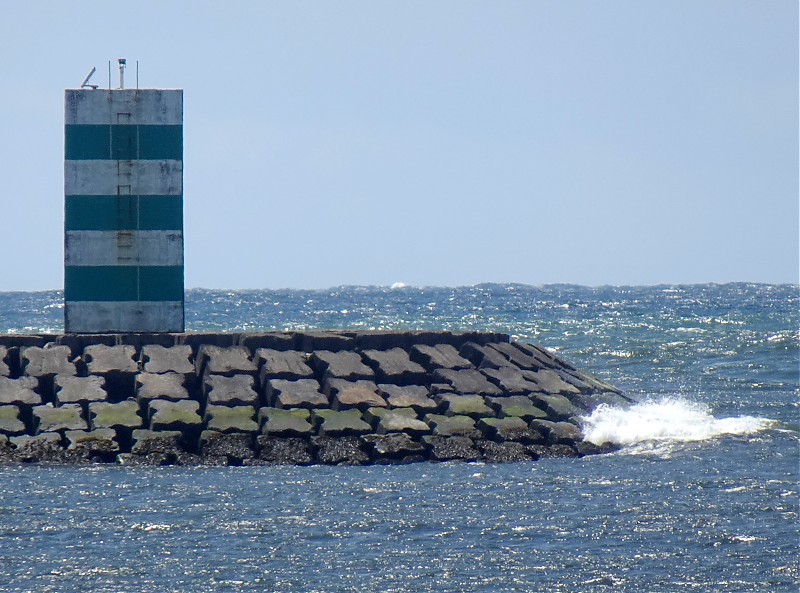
[{"left": 580, "top": 397, "right": 776, "bottom": 451}]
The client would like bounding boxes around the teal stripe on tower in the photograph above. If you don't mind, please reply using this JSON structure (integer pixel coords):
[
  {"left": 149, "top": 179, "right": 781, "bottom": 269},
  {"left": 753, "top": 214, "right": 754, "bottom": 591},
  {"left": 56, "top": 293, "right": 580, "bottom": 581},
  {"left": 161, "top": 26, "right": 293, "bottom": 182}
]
[{"left": 64, "top": 88, "right": 184, "bottom": 333}]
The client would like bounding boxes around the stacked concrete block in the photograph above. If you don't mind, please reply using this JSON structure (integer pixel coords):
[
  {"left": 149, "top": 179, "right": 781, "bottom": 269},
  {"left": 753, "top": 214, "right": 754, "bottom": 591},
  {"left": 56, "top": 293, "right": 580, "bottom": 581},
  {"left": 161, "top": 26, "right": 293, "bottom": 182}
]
[
  {"left": 84, "top": 345, "right": 138, "bottom": 401},
  {"left": 0, "top": 331, "right": 628, "bottom": 465}
]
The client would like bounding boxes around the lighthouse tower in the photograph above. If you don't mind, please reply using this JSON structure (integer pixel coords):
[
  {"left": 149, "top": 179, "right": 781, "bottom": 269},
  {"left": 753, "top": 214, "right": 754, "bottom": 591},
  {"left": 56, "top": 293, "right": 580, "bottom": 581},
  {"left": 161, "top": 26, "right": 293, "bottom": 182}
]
[{"left": 64, "top": 60, "right": 184, "bottom": 333}]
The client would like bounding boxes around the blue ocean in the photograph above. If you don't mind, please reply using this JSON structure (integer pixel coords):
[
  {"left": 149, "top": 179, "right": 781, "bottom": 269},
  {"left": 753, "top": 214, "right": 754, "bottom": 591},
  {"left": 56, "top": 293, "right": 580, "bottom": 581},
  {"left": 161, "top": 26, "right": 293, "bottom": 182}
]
[{"left": 0, "top": 283, "right": 796, "bottom": 592}]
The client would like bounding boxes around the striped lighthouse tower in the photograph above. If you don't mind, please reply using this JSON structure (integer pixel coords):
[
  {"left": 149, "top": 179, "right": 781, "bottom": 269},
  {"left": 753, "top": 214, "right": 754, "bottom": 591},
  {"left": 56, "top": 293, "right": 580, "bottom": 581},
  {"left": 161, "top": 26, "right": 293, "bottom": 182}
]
[{"left": 64, "top": 70, "right": 184, "bottom": 333}]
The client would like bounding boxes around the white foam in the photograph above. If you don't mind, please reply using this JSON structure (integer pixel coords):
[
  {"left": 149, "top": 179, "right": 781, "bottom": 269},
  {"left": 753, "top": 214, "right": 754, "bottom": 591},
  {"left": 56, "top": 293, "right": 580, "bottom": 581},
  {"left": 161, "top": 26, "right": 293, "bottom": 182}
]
[{"left": 580, "top": 397, "right": 775, "bottom": 449}]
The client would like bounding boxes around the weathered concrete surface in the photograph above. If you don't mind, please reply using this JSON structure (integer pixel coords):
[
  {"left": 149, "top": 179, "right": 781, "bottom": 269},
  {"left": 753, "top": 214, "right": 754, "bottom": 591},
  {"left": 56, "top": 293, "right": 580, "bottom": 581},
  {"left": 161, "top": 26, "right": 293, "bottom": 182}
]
[
  {"left": 196, "top": 345, "right": 257, "bottom": 377},
  {"left": 361, "top": 348, "right": 427, "bottom": 385},
  {"left": 0, "top": 377, "right": 42, "bottom": 406},
  {"left": 204, "top": 405, "right": 258, "bottom": 434},
  {"left": 326, "top": 379, "right": 386, "bottom": 410},
  {"left": 203, "top": 374, "right": 259, "bottom": 406},
  {"left": 365, "top": 407, "right": 430, "bottom": 435},
  {"left": 33, "top": 403, "right": 87, "bottom": 434},
  {"left": 411, "top": 344, "right": 472, "bottom": 370},
  {"left": 0, "top": 331, "right": 626, "bottom": 465},
  {"left": 136, "top": 372, "right": 189, "bottom": 403},
  {"left": 21, "top": 345, "right": 76, "bottom": 377},
  {"left": 265, "top": 379, "right": 328, "bottom": 409},
  {"left": 54, "top": 375, "right": 107, "bottom": 405},
  {"left": 255, "top": 349, "right": 314, "bottom": 380},
  {"left": 0, "top": 406, "right": 26, "bottom": 435},
  {"left": 376, "top": 384, "right": 437, "bottom": 411},
  {"left": 142, "top": 345, "right": 194, "bottom": 376},
  {"left": 259, "top": 407, "right": 314, "bottom": 437},
  {"left": 310, "top": 351, "right": 374, "bottom": 381},
  {"left": 312, "top": 409, "right": 372, "bottom": 436}
]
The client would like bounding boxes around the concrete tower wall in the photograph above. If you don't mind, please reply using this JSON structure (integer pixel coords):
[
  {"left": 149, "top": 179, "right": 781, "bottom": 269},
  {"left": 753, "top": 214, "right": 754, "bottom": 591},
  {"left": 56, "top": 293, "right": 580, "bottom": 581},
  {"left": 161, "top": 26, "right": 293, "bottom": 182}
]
[{"left": 64, "top": 89, "right": 184, "bottom": 333}]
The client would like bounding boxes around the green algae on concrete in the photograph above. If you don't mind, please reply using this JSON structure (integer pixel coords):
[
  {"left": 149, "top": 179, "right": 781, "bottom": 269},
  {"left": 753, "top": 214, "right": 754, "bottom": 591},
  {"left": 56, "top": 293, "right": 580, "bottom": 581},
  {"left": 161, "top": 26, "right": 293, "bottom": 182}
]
[
  {"left": 0, "top": 405, "right": 26, "bottom": 435},
  {"left": 486, "top": 395, "right": 548, "bottom": 421},
  {"left": 436, "top": 394, "right": 493, "bottom": 418},
  {"left": 258, "top": 407, "right": 314, "bottom": 436},
  {"left": 148, "top": 400, "right": 202, "bottom": 431},
  {"left": 423, "top": 413, "right": 480, "bottom": 438},
  {"left": 312, "top": 409, "right": 372, "bottom": 436},
  {"left": 204, "top": 405, "right": 258, "bottom": 434},
  {"left": 89, "top": 399, "right": 142, "bottom": 430},
  {"left": 33, "top": 403, "right": 87, "bottom": 433},
  {"left": 364, "top": 407, "right": 430, "bottom": 435}
]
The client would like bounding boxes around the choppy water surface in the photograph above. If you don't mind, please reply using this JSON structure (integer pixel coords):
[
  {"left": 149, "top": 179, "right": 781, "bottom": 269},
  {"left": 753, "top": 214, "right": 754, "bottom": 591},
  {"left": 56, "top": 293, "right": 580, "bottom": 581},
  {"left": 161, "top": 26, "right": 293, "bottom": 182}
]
[{"left": 0, "top": 283, "right": 796, "bottom": 591}]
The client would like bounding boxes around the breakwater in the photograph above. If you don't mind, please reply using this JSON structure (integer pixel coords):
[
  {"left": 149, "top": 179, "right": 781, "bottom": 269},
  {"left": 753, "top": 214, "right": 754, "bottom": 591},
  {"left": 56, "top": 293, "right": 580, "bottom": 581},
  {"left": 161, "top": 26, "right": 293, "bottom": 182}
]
[{"left": 0, "top": 331, "right": 629, "bottom": 465}]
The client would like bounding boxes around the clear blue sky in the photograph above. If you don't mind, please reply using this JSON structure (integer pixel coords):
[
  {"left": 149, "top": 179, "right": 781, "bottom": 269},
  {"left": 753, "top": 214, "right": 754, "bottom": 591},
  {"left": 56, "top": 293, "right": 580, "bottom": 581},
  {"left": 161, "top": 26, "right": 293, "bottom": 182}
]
[{"left": 1, "top": 1, "right": 797, "bottom": 290}]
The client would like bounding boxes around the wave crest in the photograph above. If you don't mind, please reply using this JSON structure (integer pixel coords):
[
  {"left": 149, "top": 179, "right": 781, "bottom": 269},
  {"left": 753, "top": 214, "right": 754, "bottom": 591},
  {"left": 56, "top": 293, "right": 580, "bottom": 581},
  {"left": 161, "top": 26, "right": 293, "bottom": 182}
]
[{"left": 580, "top": 397, "right": 775, "bottom": 449}]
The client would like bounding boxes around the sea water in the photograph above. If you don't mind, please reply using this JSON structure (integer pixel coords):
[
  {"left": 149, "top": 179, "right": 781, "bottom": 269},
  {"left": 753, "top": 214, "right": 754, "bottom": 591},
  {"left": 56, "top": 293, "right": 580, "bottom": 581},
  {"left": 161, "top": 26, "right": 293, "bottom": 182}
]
[{"left": 0, "top": 283, "right": 796, "bottom": 592}]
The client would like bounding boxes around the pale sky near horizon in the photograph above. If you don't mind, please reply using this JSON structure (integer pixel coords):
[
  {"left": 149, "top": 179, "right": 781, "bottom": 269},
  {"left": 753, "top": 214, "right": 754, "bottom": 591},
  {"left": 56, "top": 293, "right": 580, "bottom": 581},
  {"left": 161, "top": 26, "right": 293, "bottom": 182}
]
[{"left": 0, "top": 1, "right": 797, "bottom": 290}]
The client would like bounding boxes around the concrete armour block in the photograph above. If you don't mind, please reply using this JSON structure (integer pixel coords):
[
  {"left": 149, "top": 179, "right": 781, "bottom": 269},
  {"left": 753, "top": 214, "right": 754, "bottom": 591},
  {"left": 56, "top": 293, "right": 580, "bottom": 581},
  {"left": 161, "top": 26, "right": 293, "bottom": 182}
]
[
  {"left": 54, "top": 375, "right": 107, "bottom": 405},
  {"left": 326, "top": 379, "right": 386, "bottom": 410},
  {"left": 312, "top": 409, "right": 371, "bottom": 436},
  {"left": 0, "top": 405, "right": 27, "bottom": 436},
  {"left": 204, "top": 405, "right": 258, "bottom": 434},
  {"left": 459, "top": 342, "right": 513, "bottom": 370},
  {"left": 435, "top": 393, "right": 494, "bottom": 418},
  {"left": 365, "top": 407, "right": 430, "bottom": 435},
  {"left": 196, "top": 345, "right": 257, "bottom": 377},
  {"left": 0, "top": 376, "right": 42, "bottom": 406},
  {"left": 265, "top": 379, "right": 328, "bottom": 409},
  {"left": 255, "top": 436, "right": 313, "bottom": 464},
  {"left": 141, "top": 345, "right": 194, "bottom": 375},
  {"left": 21, "top": 345, "right": 76, "bottom": 377},
  {"left": 84, "top": 345, "right": 139, "bottom": 374},
  {"left": 136, "top": 372, "right": 189, "bottom": 404},
  {"left": 360, "top": 348, "right": 427, "bottom": 384},
  {"left": 432, "top": 369, "right": 502, "bottom": 396},
  {"left": 377, "top": 384, "right": 437, "bottom": 411},
  {"left": 89, "top": 400, "right": 143, "bottom": 431},
  {"left": 480, "top": 367, "right": 542, "bottom": 394},
  {"left": 477, "top": 417, "right": 544, "bottom": 443},
  {"left": 411, "top": 344, "right": 472, "bottom": 370},
  {"left": 258, "top": 407, "right": 314, "bottom": 436},
  {"left": 488, "top": 342, "right": 544, "bottom": 371},
  {"left": 529, "top": 393, "right": 583, "bottom": 421},
  {"left": 255, "top": 349, "right": 314, "bottom": 381},
  {"left": 84, "top": 345, "right": 138, "bottom": 401},
  {"left": 423, "top": 414, "right": 480, "bottom": 439},
  {"left": 309, "top": 351, "right": 374, "bottom": 381},
  {"left": 312, "top": 436, "right": 369, "bottom": 465},
  {"left": 33, "top": 404, "right": 87, "bottom": 434},
  {"left": 422, "top": 435, "right": 479, "bottom": 462},
  {"left": 204, "top": 374, "right": 259, "bottom": 406},
  {"left": 148, "top": 400, "right": 202, "bottom": 432},
  {"left": 523, "top": 369, "right": 581, "bottom": 396},
  {"left": 297, "top": 332, "right": 355, "bottom": 352},
  {"left": 486, "top": 395, "right": 548, "bottom": 421},
  {"left": 530, "top": 420, "right": 583, "bottom": 446}
]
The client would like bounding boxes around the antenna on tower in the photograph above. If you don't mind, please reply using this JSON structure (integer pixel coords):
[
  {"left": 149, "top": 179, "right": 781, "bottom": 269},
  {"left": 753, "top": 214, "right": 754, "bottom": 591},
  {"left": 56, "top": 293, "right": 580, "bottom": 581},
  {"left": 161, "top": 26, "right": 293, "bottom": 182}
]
[{"left": 80, "top": 66, "right": 98, "bottom": 90}]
